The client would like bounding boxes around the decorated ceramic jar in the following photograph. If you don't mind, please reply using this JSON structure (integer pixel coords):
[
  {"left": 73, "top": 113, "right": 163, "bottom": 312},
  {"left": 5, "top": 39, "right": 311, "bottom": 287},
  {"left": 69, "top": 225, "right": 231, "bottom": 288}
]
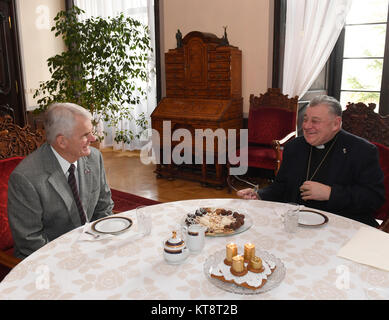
[{"left": 163, "top": 231, "right": 189, "bottom": 264}]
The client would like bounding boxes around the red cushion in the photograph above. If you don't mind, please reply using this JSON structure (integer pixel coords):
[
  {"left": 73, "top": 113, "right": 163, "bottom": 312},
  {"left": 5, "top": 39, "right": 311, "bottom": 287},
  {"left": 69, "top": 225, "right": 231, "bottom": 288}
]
[
  {"left": 237, "top": 146, "right": 283, "bottom": 170},
  {"left": 0, "top": 247, "right": 14, "bottom": 281},
  {"left": 0, "top": 157, "right": 24, "bottom": 250},
  {"left": 248, "top": 107, "right": 296, "bottom": 145},
  {"left": 372, "top": 142, "right": 389, "bottom": 221}
]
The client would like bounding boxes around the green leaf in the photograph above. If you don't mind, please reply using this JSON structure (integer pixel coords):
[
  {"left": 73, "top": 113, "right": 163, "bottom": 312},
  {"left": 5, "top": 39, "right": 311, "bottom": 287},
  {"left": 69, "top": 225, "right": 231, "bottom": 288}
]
[{"left": 34, "top": 5, "right": 152, "bottom": 144}]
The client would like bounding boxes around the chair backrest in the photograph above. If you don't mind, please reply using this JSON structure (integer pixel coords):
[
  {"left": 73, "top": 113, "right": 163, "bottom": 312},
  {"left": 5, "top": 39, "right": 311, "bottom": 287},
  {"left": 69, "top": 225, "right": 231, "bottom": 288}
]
[
  {"left": 0, "top": 156, "right": 24, "bottom": 251},
  {"left": 0, "top": 115, "right": 45, "bottom": 265},
  {"left": 371, "top": 142, "right": 389, "bottom": 222},
  {"left": 341, "top": 102, "right": 389, "bottom": 226},
  {"left": 0, "top": 115, "right": 45, "bottom": 159},
  {"left": 342, "top": 102, "right": 389, "bottom": 147},
  {"left": 248, "top": 88, "right": 298, "bottom": 145}
]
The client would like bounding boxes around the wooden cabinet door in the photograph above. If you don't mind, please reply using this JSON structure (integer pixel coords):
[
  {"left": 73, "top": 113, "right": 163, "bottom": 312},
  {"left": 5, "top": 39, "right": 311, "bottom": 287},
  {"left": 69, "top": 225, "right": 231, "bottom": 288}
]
[{"left": 184, "top": 38, "right": 208, "bottom": 91}]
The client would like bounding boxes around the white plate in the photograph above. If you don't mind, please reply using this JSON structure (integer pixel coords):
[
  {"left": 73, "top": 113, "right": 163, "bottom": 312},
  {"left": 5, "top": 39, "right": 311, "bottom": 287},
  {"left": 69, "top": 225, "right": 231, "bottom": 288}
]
[
  {"left": 91, "top": 216, "right": 133, "bottom": 234},
  {"left": 298, "top": 209, "right": 329, "bottom": 227}
]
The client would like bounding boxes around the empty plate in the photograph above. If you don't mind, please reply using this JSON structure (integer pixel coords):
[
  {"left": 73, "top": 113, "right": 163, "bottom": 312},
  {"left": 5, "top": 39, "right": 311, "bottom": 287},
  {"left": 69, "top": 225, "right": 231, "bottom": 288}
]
[
  {"left": 298, "top": 209, "right": 329, "bottom": 227},
  {"left": 91, "top": 216, "right": 133, "bottom": 234}
]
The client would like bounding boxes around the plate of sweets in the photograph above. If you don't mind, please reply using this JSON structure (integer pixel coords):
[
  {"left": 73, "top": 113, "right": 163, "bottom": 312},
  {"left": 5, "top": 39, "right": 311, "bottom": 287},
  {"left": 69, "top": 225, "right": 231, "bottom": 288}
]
[
  {"left": 204, "top": 242, "right": 286, "bottom": 294},
  {"left": 183, "top": 207, "right": 252, "bottom": 237}
]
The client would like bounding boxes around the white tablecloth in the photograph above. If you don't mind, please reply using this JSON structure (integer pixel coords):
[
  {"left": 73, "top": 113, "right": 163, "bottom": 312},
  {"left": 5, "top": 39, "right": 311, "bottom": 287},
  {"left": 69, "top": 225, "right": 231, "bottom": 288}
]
[{"left": 1, "top": 198, "right": 388, "bottom": 300}]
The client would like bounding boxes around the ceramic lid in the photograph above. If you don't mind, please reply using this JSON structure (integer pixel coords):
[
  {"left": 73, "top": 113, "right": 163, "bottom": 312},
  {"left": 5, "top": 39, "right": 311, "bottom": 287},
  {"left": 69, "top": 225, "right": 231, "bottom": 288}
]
[{"left": 164, "top": 231, "right": 185, "bottom": 251}]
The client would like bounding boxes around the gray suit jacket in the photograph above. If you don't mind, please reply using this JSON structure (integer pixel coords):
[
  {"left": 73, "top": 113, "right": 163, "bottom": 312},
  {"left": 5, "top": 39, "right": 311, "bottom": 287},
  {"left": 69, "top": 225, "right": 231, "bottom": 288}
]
[{"left": 7, "top": 142, "right": 113, "bottom": 259}]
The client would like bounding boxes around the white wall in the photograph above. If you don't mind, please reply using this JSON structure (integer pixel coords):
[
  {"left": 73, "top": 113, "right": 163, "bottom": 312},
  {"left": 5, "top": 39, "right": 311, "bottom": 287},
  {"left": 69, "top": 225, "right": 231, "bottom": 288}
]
[
  {"left": 16, "top": 0, "right": 66, "bottom": 110},
  {"left": 161, "top": 0, "right": 274, "bottom": 115},
  {"left": 16, "top": 0, "right": 274, "bottom": 114}
]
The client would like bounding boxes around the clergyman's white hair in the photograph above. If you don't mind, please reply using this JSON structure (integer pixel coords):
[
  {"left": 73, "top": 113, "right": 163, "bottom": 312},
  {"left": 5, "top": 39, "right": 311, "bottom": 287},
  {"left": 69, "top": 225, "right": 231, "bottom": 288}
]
[{"left": 308, "top": 95, "right": 342, "bottom": 117}]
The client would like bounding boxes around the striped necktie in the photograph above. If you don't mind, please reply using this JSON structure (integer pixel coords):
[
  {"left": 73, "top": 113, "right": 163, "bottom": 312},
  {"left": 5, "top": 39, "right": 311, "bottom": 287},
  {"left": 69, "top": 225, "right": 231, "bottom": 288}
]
[{"left": 67, "top": 164, "right": 86, "bottom": 225}]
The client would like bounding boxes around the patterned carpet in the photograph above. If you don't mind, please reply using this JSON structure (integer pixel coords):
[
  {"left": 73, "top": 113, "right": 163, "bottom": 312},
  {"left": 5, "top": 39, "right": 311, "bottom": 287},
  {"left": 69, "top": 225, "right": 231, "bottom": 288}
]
[
  {"left": 111, "top": 188, "right": 161, "bottom": 212},
  {"left": 227, "top": 174, "right": 272, "bottom": 192}
]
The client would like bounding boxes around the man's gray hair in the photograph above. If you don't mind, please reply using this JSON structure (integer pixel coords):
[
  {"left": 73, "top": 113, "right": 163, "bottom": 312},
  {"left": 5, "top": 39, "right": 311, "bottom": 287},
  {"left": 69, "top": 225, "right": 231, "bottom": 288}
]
[
  {"left": 44, "top": 102, "right": 92, "bottom": 144},
  {"left": 308, "top": 95, "right": 342, "bottom": 117}
]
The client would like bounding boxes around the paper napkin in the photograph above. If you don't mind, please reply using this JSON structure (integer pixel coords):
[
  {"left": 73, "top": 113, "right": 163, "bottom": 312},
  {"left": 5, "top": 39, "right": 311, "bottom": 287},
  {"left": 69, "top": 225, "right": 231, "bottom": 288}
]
[
  {"left": 337, "top": 226, "right": 389, "bottom": 272},
  {"left": 78, "top": 221, "right": 145, "bottom": 243},
  {"left": 78, "top": 222, "right": 114, "bottom": 241}
]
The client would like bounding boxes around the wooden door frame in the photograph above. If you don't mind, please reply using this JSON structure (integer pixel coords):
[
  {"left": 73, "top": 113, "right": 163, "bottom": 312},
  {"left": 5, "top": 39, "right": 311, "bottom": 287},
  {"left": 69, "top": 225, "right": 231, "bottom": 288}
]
[
  {"left": 272, "top": 0, "right": 286, "bottom": 89},
  {"left": 2, "top": 0, "right": 26, "bottom": 125}
]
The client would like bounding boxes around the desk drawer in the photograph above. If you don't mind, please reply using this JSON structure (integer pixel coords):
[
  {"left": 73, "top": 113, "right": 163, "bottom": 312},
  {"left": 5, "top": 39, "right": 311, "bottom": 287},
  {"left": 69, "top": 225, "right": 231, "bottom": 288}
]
[
  {"left": 208, "top": 61, "right": 230, "bottom": 71},
  {"left": 208, "top": 51, "right": 230, "bottom": 62},
  {"left": 208, "top": 71, "right": 230, "bottom": 81}
]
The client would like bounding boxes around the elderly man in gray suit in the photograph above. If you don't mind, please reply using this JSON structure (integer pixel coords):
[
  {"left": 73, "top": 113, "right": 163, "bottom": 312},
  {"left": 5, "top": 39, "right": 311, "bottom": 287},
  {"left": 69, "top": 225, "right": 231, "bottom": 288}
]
[{"left": 8, "top": 102, "right": 113, "bottom": 259}]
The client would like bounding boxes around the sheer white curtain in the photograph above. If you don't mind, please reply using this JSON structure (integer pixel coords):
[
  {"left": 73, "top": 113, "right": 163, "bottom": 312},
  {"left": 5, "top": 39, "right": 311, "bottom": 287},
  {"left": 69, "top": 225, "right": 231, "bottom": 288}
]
[
  {"left": 74, "top": 0, "right": 156, "bottom": 151},
  {"left": 282, "top": 0, "right": 352, "bottom": 98}
]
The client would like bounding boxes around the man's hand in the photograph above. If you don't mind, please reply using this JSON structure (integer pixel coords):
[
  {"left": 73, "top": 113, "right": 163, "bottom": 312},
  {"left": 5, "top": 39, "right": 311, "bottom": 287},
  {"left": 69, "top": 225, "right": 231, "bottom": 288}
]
[
  {"left": 237, "top": 188, "right": 259, "bottom": 200},
  {"left": 300, "top": 181, "right": 331, "bottom": 201}
]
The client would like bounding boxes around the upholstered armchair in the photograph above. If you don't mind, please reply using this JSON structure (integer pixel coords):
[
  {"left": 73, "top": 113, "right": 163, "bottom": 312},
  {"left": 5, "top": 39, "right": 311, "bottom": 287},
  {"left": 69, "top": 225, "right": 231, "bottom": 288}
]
[
  {"left": 228, "top": 88, "right": 298, "bottom": 185},
  {"left": 0, "top": 115, "right": 45, "bottom": 279},
  {"left": 342, "top": 102, "right": 389, "bottom": 231},
  {"left": 372, "top": 142, "right": 389, "bottom": 228}
]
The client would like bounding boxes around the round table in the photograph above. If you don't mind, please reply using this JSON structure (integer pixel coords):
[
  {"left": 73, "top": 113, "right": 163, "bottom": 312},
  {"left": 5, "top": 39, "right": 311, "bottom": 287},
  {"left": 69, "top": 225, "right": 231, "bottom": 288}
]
[{"left": 0, "top": 198, "right": 388, "bottom": 300}]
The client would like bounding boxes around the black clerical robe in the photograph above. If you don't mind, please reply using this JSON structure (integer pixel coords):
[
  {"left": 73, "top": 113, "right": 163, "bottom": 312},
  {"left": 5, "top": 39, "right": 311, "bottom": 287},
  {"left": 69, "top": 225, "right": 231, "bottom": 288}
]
[{"left": 258, "top": 129, "right": 385, "bottom": 227}]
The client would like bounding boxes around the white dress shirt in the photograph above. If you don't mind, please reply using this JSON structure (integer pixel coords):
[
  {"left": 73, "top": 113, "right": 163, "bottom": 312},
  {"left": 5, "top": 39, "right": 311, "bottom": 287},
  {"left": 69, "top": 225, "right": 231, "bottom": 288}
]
[{"left": 50, "top": 145, "right": 80, "bottom": 189}]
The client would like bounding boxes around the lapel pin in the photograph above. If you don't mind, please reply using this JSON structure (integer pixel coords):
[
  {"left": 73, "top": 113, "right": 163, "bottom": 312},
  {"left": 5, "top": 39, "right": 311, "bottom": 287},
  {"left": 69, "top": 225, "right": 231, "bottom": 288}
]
[{"left": 343, "top": 148, "right": 347, "bottom": 154}]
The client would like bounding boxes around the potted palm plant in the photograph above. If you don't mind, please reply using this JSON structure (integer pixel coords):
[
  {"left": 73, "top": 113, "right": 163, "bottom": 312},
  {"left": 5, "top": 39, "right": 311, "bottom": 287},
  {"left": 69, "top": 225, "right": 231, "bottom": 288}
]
[{"left": 33, "top": 5, "right": 153, "bottom": 144}]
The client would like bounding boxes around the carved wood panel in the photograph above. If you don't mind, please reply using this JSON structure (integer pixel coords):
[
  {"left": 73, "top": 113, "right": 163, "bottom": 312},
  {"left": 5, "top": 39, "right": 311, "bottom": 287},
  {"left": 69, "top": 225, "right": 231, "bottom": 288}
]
[
  {"left": 184, "top": 37, "right": 208, "bottom": 90},
  {"left": 0, "top": 115, "right": 45, "bottom": 159},
  {"left": 342, "top": 102, "right": 389, "bottom": 147}
]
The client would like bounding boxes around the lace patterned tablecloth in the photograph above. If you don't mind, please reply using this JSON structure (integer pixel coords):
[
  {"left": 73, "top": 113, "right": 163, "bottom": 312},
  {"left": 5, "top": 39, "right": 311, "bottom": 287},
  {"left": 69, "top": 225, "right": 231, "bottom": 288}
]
[{"left": 1, "top": 199, "right": 388, "bottom": 300}]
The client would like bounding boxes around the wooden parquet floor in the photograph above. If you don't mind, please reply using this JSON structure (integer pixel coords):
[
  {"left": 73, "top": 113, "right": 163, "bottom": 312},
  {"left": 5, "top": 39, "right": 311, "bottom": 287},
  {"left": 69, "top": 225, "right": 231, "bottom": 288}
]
[{"left": 101, "top": 148, "right": 243, "bottom": 203}]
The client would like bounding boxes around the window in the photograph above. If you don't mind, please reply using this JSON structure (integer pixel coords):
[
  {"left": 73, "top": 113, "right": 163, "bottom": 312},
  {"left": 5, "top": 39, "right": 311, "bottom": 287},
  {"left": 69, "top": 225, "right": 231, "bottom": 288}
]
[
  {"left": 273, "top": 0, "right": 389, "bottom": 115},
  {"left": 338, "top": 0, "right": 389, "bottom": 113},
  {"left": 69, "top": 0, "right": 161, "bottom": 150}
]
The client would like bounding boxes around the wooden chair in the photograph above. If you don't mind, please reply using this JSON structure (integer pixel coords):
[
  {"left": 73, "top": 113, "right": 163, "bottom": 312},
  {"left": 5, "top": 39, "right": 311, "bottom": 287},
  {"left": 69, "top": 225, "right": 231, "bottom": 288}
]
[
  {"left": 372, "top": 142, "right": 389, "bottom": 233},
  {"left": 342, "top": 102, "right": 389, "bottom": 147},
  {"left": 0, "top": 115, "right": 45, "bottom": 276},
  {"left": 380, "top": 215, "right": 389, "bottom": 233},
  {"left": 228, "top": 88, "right": 298, "bottom": 183},
  {"left": 342, "top": 102, "right": 389, "bottom": 231}
]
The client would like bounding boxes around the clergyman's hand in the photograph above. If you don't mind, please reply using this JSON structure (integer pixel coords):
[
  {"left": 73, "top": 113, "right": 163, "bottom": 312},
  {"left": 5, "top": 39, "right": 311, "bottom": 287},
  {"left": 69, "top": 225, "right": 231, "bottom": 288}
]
[
  {"left": 237, "top": 188, "right": 259, "bottom": 200},
  {"left": 300, "top": 181, "right": 331, "bottom": 201}
]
